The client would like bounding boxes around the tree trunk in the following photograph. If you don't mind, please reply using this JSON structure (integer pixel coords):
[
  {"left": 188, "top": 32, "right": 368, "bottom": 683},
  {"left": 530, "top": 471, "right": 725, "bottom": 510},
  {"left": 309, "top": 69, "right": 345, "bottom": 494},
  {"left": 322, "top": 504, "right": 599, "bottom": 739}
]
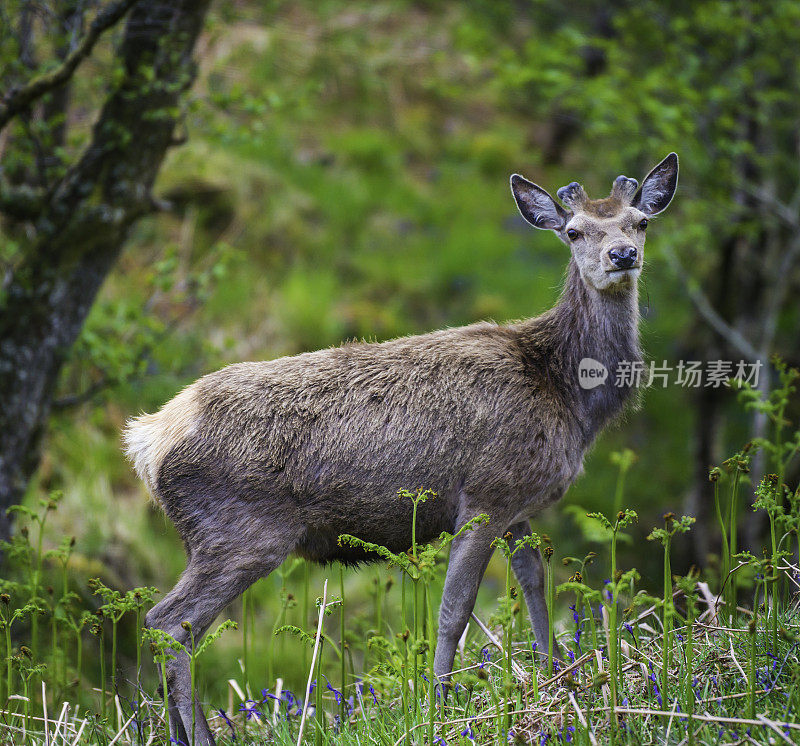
[{"left": 0, "top": 0, "right": 211, "bottom": 540}]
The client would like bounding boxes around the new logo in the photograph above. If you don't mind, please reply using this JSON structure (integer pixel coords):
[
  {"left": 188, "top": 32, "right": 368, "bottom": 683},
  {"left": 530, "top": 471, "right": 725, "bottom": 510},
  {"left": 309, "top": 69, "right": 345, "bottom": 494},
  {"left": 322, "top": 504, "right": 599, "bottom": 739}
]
[{"left": 578, "top": 358, "right": 608, "bottom": 389}]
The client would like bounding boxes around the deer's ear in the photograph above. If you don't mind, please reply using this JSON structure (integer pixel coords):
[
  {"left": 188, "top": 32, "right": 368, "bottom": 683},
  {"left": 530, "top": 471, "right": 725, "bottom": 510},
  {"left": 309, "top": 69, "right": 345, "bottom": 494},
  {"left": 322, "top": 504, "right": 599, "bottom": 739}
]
[
  {"left": 510, "top": 174, "right": 568, "bottom": 231},
  {"left": 633, "top": 153, "right": 679, "bottom": 216}
]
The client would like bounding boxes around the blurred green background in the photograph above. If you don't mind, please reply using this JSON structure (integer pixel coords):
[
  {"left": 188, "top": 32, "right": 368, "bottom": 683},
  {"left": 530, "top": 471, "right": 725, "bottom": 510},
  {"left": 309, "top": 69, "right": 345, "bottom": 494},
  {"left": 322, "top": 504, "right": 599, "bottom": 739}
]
[{"left": 7, "top": 0, "right": 799, "bottom": 701}]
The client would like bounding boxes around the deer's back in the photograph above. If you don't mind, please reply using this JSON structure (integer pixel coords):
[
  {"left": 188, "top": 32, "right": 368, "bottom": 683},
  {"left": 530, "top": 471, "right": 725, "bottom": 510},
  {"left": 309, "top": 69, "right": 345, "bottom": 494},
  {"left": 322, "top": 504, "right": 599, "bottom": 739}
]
[{"left": 149, "top": 321, "right": 584, "bottom": 557}]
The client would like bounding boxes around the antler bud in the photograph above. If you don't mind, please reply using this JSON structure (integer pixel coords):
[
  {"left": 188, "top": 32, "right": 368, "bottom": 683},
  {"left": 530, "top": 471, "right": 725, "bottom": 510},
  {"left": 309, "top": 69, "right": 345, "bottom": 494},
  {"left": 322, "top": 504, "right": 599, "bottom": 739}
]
[
  {"left": 610, "top": 175, "right": 639, "bottom": 204},
  {"left": 556, "top": 181, "right": 588, "bottom": 209}
]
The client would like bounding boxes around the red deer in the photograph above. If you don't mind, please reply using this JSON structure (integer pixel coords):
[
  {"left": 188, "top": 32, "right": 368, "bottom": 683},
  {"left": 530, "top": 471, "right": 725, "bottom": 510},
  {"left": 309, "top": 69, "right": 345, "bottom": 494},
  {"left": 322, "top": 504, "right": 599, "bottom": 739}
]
[{"left": 125, "top": 154, "right": 678, "bottom": 744}]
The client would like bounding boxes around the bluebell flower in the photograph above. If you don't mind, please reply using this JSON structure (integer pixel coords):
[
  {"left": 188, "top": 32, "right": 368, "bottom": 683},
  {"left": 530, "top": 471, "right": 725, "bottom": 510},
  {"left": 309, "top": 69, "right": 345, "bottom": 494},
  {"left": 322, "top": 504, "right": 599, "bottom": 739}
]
[
  {"left": 217, "top": 709, "right": 236, "bottom": 739},
  {"left": 461, "top": 723, "right": 476, "bottom": 741},
  {"left": 368, "top": 683, "right": 379, "bottom": 704},
  {"left": 281, "top": 690, "right": 302, "bottom": 717},
  {"left": 539, "top": 732, "right": 549, "bottom": 745},
  {"left": 568, "top": 650, "right": 575, "bottom": 663},
  {"left": 433, "top": 737, "right": 447, "bottom": 745},
  {"left": 323, "top": 676, "right": 343, "bottom": 706},
  {"left": 326, "top": 683, "right": 342, "bottom": 705},
  {"left": 239, "top": 700, "right": 262, "bottom": 720},
  {"left": 647, "top": 673, "right": 662, "bottom": 707},
  {"left": 623, "top": 623, "right": 634, "bottom": 636}
]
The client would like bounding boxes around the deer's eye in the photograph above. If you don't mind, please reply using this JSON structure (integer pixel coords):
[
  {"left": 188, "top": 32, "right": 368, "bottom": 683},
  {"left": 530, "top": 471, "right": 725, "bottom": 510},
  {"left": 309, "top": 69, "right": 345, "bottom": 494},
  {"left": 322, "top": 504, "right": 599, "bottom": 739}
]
[
  {"left": 638, "top": 219, "right": 648, "bottom": 231},
  {"left": 566, "top": 228, "right": 581, "bottom": 241}
]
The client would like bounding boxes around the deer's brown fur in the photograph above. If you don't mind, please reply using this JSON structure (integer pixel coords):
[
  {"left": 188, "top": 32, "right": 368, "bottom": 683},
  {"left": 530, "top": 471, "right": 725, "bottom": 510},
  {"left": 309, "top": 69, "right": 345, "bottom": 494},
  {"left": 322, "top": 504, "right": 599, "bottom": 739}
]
[{"left": 125, "top": 154, "right": 678, "bottom": 745}]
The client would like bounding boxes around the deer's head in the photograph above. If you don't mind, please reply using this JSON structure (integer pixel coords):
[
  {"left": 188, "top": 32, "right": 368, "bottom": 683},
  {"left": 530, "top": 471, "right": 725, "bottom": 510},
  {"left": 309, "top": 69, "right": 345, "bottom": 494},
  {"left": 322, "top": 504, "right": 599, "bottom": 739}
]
[{"left": 510, "top": 153, "right": 678, "bottom": 292}]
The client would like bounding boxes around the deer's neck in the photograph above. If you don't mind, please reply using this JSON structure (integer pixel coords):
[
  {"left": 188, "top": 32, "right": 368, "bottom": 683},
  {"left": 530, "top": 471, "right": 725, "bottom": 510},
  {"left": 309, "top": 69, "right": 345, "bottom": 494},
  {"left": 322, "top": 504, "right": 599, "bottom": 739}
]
[{"left": 517, "top": 258, "right": 642, "bottom": 441}]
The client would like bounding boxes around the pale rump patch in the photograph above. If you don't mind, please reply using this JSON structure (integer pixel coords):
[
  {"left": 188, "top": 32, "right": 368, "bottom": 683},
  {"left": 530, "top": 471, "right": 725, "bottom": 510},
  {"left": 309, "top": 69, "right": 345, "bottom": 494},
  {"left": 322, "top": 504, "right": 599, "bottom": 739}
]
[{"left": 123, "top": 385, "right": 200, "bottom": 506}]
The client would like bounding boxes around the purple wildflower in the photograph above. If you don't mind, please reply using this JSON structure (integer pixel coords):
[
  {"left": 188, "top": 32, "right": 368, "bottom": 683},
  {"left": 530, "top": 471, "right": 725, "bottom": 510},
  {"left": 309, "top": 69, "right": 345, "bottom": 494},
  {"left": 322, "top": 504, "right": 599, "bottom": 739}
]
[
  {"left": 326, "top": 682, "right": 342, "bottom": 705},
  {"left": 461, "top": 723, "right": 476, "bottom": 741},
  {"left": 239, "top": 700, "right": 262, "bottom": 721},
  {"left": 216, "top": 709, "right": 236, "bottom": 739},
  {"left": 647, "top": 671, "right": 662, "bottom": 707},
  {"left": 368, "top": 683, "right": 378, "bottom": 704},
  {"left": 623, "top": 623, "right": 634, "bottom": 636}
]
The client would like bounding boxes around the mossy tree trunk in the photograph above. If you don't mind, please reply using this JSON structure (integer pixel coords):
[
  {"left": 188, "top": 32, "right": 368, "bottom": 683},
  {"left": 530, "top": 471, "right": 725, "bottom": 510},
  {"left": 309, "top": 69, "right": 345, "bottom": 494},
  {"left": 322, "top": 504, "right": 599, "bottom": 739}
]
[{"left": 0, "top": 0, "right": 211, "bottom": 540}]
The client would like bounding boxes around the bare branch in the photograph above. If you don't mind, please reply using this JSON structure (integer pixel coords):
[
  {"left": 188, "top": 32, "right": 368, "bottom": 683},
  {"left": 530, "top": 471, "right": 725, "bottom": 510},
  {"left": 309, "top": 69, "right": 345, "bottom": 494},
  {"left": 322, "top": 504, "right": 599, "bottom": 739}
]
[
  {"left": 52, "top": 302, "right": 195, "bottom": 411},
  {"left": 51, "top": 376, "right": 111, "bottom": 410},
  {"left": 660, "top": 243, "right": 762, "bottom": 363},
  {"left": 0, "top": 0, "right": 139, "bottom": 131},
  {"left": 760, "top": 232, "right": 800, "bottom": 348},
  {"left": 740, "top": 182, "right": 800, "bottom": 229}
]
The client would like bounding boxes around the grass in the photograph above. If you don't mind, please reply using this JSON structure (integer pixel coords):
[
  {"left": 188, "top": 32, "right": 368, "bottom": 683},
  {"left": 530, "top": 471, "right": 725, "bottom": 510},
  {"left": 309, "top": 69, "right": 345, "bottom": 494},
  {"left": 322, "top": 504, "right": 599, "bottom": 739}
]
[{"left": 1, "top": 365, "right": 799, "bottom": 744}]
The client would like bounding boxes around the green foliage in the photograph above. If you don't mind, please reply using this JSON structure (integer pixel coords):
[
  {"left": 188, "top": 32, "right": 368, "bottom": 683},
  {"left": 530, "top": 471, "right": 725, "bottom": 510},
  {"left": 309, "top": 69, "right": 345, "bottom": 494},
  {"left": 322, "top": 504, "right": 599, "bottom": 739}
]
[{"left": 4, "top": 0, "right": 800, "bottom": 743}]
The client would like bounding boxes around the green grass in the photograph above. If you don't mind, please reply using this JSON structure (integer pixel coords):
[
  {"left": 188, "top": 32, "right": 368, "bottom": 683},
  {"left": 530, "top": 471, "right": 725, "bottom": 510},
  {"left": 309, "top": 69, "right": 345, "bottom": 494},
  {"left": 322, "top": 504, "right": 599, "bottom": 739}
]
[
  {"left": 2, "top": 369, "right": 800, "bottom": 744},
  {"left": 3, "top": 2, "right": 799, "bottom": 743}
]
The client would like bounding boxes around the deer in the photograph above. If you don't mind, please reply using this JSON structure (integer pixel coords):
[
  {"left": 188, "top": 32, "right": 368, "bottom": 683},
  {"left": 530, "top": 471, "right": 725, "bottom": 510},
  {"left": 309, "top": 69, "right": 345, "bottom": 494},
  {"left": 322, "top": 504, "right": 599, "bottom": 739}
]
[{"left": 124, "top": 153, "right": 678, "bottom": 744}]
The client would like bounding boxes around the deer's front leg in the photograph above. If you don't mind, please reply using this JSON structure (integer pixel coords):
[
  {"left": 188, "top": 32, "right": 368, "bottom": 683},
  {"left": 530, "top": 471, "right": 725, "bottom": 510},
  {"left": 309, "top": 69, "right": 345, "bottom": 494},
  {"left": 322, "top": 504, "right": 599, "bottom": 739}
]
[
  {"left": 507, "top": 520, "right": 560, "bottom": 662},
  {"left": 433, "top": 520, "right": 497, "bottom": 680}
]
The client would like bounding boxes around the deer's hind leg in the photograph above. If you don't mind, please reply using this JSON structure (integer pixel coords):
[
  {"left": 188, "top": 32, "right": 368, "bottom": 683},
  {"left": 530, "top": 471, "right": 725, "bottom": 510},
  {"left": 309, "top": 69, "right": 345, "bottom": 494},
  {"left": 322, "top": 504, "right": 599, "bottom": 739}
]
[
  {"left": 146, "top": 533, "right": 295, "bottom": 745},
  {"left": 507, "top": 520, "right": 561, "bottom": 663}
]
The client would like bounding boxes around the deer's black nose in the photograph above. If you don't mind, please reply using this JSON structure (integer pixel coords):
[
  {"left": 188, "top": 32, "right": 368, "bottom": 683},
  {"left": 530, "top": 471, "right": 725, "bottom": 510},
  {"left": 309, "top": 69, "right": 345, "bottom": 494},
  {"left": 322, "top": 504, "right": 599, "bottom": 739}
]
[{"left": 609, "top": 246, "right": 637, "bottom": 269}]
